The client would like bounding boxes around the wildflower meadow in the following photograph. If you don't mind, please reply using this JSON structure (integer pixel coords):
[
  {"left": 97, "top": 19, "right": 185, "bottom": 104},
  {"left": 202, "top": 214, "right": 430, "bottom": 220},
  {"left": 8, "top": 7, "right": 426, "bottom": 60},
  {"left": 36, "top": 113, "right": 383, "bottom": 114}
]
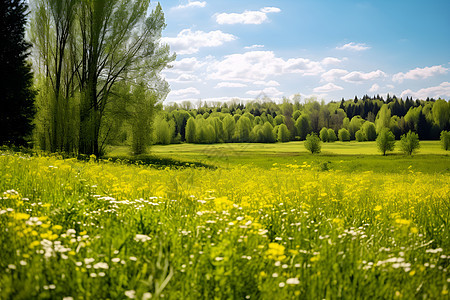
[{"left": 0, "top": 149, "right": 449, "bottom": 299}]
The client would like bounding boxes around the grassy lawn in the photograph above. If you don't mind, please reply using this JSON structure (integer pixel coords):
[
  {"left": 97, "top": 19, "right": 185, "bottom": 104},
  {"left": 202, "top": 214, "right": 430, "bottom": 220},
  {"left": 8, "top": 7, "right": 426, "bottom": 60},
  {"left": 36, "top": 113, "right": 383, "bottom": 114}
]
[{"left": 106, "top": 141, "right": 450, "bottom": 173}]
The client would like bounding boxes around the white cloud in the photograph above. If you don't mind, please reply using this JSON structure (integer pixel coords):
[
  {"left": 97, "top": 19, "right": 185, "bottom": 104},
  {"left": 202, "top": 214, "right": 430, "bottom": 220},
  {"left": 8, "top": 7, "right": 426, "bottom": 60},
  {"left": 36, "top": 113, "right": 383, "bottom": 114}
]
[
  {"left": 167, "top": 57, "right": 206, "bottom": 73},
  {"left": 369, "top": 84, "right": 380, "bottom": 93},
  {"left": 244, "top": 44, "right": 265, "bottom": 50},
  {"left": 208, "top": 51, "right": 325, "bottom": 82},
  {"left": 170, "top": 87, "right": 201, "bottom": 96},
  {"left": 321, "top": 69, "right": 348, "bottom": 82},
  {"left": 215, "top": 82, "right": 247, "bottom": 88},
  {"left": 336, "top": 42, "right": 370, "bottom": 51},
  {"left": 162, "top": 29, "right": 236, "bottom": 55},
  {"left": 246, "top": 87, "right": 284, "bottom": 98},
  {"left": 172, "top": 1, "right": 206, "bottom": 10},
  {"left": 321, "top": 57, "right": 344, "bottom": 65},
  {"left": 167, "top": 74, "right": 200, "bottom": 83},
  {"left": 400, "top": 82, "right": 450, "bottom": 99},
  {"left": 216, "top": 7, "right": 281, "bottom": 25},
  {"left": 313, "top": 83, "right": 344, "bottom": 93},
  {"left": 393, "top": 65, "right": 448, "bottom": 83},
  {"left": 341, "top": 70, "right": 386, "bottom": 83},
  {"left": 253, "top": 80, "right": 280, "bottom": 87}
]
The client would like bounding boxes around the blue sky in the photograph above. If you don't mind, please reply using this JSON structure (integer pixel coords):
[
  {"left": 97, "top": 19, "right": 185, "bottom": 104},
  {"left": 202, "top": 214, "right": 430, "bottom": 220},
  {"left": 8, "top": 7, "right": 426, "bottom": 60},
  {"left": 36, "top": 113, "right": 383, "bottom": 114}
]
[{"left": 157, "top": 0, "right": 450, "bottom": 104}]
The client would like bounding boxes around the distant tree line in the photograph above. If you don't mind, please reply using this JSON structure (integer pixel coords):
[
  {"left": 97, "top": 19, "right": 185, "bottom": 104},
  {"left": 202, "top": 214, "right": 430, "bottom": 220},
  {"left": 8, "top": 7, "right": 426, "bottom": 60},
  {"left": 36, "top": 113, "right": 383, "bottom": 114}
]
[{"left": 109, "top": 95, "right": 449, "bottom": 146}]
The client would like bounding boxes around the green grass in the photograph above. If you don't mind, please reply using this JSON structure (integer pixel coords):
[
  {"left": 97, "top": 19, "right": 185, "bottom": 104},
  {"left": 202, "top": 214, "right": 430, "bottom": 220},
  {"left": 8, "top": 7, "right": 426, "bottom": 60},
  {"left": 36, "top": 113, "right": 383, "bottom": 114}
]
[
  {"left": 1, "top": 145, "right": 449, "bottom": 299},
  {"left": 107, "top": 141, "right": 450, "bottom": 173}
]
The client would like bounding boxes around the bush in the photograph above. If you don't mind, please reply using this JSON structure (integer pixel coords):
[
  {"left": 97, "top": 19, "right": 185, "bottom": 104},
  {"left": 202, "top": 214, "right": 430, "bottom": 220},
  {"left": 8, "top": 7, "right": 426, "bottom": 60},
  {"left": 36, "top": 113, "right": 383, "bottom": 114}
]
[
  {"left": 376, "top": 128, "right": 395, "bottom": 155},
  {"left": 338, "top": 128, "right": 350, "bottom": 142},
  {"left": 441, "top": 130, "right": 450, "bottom": 151},
  {"left": 399, "top": 131, "right": 420, "bottom": 155},
  {"left": 327, "top": 129, "right": 337, "bottom": 142},
  {"left": 319, "top": 127, "right": 329, "bottom": 142},
  {"left": 304, "top": 133, "right": 321, "bottom": 154}
]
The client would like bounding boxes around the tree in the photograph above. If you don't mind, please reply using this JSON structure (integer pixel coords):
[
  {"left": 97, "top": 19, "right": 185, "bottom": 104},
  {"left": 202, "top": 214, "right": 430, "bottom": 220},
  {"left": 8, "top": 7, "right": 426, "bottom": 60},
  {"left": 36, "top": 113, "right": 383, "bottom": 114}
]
[
  {"left": 222, "top": 115, "right": 235, "bottom": 142},
  {"left": 355, "top": 129, "right": 366, "bottom": 142},
  {"left": 304, "top": 133, "right": 321, "bottom": 154},
  {"left": 319, "top": 127, "right": 329, "bottom": 142},
  {"left": 362, "top": 122, "right": 377, "bottom": 141},
  {"left": 31, "top": 0, "right": 175, "bottom": 156},
  {"left": 338, "top": 128, "right": 350, "bottom": 142},
  {"left": 295, "top": 115, "right": 311, "bottom": 140},
  {"left": 327, "top": 129, "right": 337, "bottom": 142},
  {"left": 440, "top": 130, "right": 450, "bottom": 151},
  {"left": 432, "top": 99, "right": 449, "bottom": 130},
  {"left": 0, "top": 0, "right": 36, "bottom": 146},
  {"left": 375, "top": 104, "right": 391, "bottom": 133},
  {"left": 376, "top": 128, "right": 395, "bottom": 155},
  {"left": 399, "top": 131, "right": 420, "bottom": 155},
  {"left": 185, "top": 118, "right": 196, "bottom": 143},
  {"left": 277, "top": 124, "right": 290, "bottom": 142}
]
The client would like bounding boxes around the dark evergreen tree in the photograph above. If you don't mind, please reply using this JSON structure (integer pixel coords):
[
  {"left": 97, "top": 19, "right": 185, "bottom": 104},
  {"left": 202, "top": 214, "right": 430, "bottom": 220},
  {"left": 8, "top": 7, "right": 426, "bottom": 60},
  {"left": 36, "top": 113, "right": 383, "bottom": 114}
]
[{"left": 0, "top": 0, "right": 36, "bottom": 146}]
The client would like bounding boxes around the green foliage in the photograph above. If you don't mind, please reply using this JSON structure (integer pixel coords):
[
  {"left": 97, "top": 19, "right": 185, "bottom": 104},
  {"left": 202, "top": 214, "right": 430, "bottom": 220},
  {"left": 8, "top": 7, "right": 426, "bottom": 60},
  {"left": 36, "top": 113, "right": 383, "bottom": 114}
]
[
  {"left": 362, "top": 122, "right": 377, "bottom": 141},
  {"left": 348, "top": 116, "right": 364, "bottom": 139},
  {"left": 295, "top": 115, "right": 311, "bottom": 140},
  {"left": 185, "top": 118, "right": 196, "bottom": 143},
  {"left": 277, "top": 124, "right": 290, "bottom": 142},
  {"left": 0, "top": 0, "right": 36, "bottom": 146},
  {"left": 432, "top": 99, "right": 449, "bottom": 129},
  {"left": 319, "top": 127, "right": 329, "bottom": 142},
  {"left": 375, "top": 104, "right": 391, "bottom": 133},
  {"left": 376, "top": 128, "right": 395, "bottom": 155},
  {"left": 355, "top": 129, "right": 367, "bottom": 142},
  {"left": 399, "top": 131, "right": 420, "bottom": 155},
  {"left": 440, "top": 130, "right": 450, "bottom": 150},
  {"left": 327, "top": 129, "right": 337, "bottom": 142},
  {"left": 304, "top": 133, "right": 321, "bottom": 154},
  {"left": 222, "top": 115, "right": 235, "bottom": 142},
  {"left": 234, "top": 116, "right": 252, "bottom": 142},
  {"left": 338, "top": 128, "right": 351, "bottom": 142}
]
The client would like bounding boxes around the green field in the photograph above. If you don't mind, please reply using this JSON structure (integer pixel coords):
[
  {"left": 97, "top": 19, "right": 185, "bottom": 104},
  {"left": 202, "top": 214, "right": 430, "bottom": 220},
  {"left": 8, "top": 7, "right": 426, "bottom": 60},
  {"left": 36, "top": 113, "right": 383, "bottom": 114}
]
[
  {"left": 1, "top": 144, "right": 450, "bottom": 299},
  {"left": 107, "top": 141, "right": 450, "bottom": 173}
]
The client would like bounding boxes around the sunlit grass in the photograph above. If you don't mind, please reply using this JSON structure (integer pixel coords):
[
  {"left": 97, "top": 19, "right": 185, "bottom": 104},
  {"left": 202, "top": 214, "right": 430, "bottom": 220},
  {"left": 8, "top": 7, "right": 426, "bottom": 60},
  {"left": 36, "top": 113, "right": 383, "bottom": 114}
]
[{"left": 1, "top": 150, "right": 449, "bottom": 299}]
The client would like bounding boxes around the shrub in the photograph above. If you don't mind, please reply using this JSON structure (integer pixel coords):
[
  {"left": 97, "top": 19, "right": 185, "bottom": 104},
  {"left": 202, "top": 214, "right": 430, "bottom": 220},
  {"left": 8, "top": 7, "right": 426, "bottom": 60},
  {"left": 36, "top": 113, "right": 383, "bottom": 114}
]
[
  {"left": 376, "top": 128, "right": 395, "bottom": 155},
  {"left": 338, "top": 128, "right": 350, "bottom": 142},
  {"left": 304, "top": 133, "right": 321, "bottom": 154},
  {"left": 399, "top": 131, "right": 420, "bottom": 155}
]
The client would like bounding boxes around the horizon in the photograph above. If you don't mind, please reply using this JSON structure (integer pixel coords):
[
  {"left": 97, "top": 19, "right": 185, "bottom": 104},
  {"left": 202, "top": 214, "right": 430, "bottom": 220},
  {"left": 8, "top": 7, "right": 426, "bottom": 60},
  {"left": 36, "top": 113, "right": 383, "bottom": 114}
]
[{"left": 158, "top": 0, "right": 450, "bottom": 104}]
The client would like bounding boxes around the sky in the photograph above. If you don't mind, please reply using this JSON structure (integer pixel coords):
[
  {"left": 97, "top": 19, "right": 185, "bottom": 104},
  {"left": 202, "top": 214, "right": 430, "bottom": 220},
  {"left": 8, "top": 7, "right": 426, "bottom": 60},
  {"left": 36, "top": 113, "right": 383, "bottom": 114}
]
[{"left": 155, "top": 0, "right": 450, "bottom": 104}]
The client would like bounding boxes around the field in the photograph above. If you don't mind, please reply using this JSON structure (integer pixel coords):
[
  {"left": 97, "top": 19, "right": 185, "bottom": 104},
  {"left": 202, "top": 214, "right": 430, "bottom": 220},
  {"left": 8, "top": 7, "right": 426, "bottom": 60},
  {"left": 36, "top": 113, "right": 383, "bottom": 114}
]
[{"left": 1, "top": 143, "right": 449, "bottom": 299}]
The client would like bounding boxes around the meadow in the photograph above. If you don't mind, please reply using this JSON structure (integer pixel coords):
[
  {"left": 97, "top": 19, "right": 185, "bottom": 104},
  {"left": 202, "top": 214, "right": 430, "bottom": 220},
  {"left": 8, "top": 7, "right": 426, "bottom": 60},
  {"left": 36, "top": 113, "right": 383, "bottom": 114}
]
[{"left": 1, "top": 143, "right": 449, "bottom": 299}]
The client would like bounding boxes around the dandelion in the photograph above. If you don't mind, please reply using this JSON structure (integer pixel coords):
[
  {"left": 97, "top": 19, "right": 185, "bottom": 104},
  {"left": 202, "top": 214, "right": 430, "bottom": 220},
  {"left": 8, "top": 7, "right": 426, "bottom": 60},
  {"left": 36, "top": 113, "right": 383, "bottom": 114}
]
[{"left": 286, "top": 278, "right": 300, "bottom": 285}]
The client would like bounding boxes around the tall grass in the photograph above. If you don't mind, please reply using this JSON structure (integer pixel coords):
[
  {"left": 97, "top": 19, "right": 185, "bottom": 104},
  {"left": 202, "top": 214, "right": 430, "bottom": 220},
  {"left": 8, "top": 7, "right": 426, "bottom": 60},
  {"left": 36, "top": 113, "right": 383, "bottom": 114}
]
[{"left": 0, "top": 151, "right": 449, "bottom": 299}]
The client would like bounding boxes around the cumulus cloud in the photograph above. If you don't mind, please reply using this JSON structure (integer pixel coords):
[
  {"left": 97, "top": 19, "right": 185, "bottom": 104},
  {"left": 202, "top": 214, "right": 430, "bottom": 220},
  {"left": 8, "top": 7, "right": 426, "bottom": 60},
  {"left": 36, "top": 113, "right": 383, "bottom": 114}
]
[
  {"left": 215, "top": 82, "right": 247, "bottom": 88},
  {"left": 246, "top": 87, "right": 284, "bottom": 98},
  {"left": 208, "top": 51, "right": 325, "bottom": 82},
  {"left": 336, "top": 42, "right": 370, "bottom": 51},
  {"left": 393, "top": 65, "right": 448, "bottom": 83},
  {"left": 162, "top": 29, "right": 236, "bottom": 55},
  {"left": 170, "top": 87, "right": 201, "bottom": 96},
  {"left": 341, "top": 70, "right": 386, "bottom": 83},
  {"left": 321, "top": 69, "right": 349, "bottom": 82},
  {"left": 321, "top": 57, "right": 344, "bottom": 65},
  {"left": 313, "top": 83, "right": 344, "bottom": 93},
  {"left": 369, "top": 83, "right": 380, "bottom": 93},
  {"left": 167, "top": 57, "right": 206, "bottom": 73},
  {"left": 216, "top": 7, "right": 281, "bottom": 25},
  {"left": 172, "top": 1, "right": 206, "bottom": 10},
  {"left": 253, "top": 80, "right": 280, "bottom": 87},
  {"left": 400, "top": 82, "right": 450, "bottom": 99},
  {"left": 244, "top": 44, "right": 265, "bottom": 50},
  {"left": 167, "top": 74, "right": 200, "bottom": 83}
]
